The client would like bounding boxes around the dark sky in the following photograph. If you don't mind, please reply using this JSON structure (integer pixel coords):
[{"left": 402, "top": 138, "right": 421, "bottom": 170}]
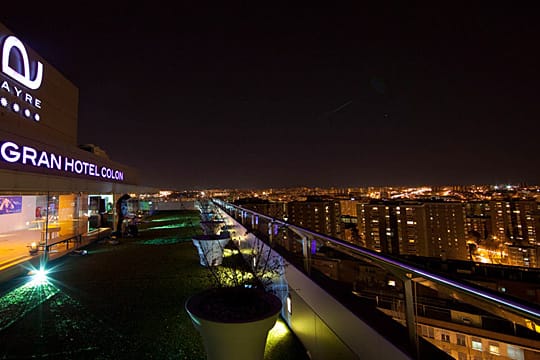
[{"left": 1, "top": 5, "right": 539, "bottom": 190}]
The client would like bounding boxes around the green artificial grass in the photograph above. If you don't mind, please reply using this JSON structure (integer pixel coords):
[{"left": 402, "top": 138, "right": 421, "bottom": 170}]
[{"left": 0, "top": 210, "right": 308, "bottom": 360}]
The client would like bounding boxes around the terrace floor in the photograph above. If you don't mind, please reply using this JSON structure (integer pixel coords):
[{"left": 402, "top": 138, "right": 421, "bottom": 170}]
[{"left": 0, "top": 210, "right": 309, "bottom": 359}]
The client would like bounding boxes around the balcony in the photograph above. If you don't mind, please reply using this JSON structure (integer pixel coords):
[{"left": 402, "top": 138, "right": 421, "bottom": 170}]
[
  {"left": 0, "top": 209, "right": 307, "bottom": 359},
  {"left": 1, "top": 199, "right": 538, "bottom": 359},
  {"left": 214, "top": 199, "right": 540, "bottom": 360}
]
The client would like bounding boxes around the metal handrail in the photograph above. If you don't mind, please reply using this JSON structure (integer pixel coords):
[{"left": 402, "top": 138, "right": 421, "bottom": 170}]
[{"left": 214, "top": 199, "right": 540, "bottom": 333}]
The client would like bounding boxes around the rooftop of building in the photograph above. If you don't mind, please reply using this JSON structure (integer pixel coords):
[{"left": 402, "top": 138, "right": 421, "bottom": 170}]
[{"left": 0, "top": 209, "right": 308, "bottom": 359}]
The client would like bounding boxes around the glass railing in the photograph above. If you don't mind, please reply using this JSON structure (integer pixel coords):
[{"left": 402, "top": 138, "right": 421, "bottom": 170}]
[{"left": 213, "top": 198, "right": 540, "bottom": 360}]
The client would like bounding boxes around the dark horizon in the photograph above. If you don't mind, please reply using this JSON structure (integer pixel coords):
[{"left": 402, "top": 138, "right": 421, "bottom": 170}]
[{"left": 2, "top": 5, "right": 539, "bottom": 190}]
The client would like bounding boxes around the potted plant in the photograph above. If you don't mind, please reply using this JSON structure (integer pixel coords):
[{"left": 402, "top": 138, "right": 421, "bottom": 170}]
[
  {"left": 192, "top": 207, "right": 230, "bottom": 267},
  {"left": 199, "top": 219, "right": 225, "bottom": 235},
  {"left": 191, "top": 233, "right": 231, "bottom": 267},
  {"left": 185, "top": 286, "right": 282, "bottom": 360},
  {"left": 186, "top": 202, "right": 286, "bottom": 360}
]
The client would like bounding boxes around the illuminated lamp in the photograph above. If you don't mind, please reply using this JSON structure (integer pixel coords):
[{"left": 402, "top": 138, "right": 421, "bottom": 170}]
[
  {"left": 27, "top": 267, "right": 49, "bottom": 286},
  {"left": 286, "top": 294, "right": 292, "bottom": 315},
  {"left": 12, "top": 103, "right": 20, "bottom": 112},
  {"left": 34, "top": 113, "right": 40, "bottom": 121},
  {"left": 24, "top": 109, "right": 31, "bottom": 117},
  {"left": 28, "top": 242, "right": 38, "bottom": 255},
  {"left": 0, "top": 97, "right": 7, "bottom": 107}
]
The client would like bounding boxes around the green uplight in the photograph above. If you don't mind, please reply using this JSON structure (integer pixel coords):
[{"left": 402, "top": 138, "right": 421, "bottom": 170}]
[
  {"left": 149, "top": 216, "right": 183, "bottom": 222},
  {"left": 140, "top": 224, "right": 194, "bottom": 231},
  {"left": 0, "top": 278, "right": 59, "bottom": 332},
  {"left": 138, "top": 237, "right": 192, "bottom": 245},
  {"left": 265, "top": 319, "right": 291, "bottom": 354},
  {"left": 28, "top": 267, "right": 49, "bottom": 286}
]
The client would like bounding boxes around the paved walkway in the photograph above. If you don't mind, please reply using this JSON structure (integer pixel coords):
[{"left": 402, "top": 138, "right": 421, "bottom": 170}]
[
  {"left": 0, "top": 210, "right": 308, "bottom": 359},
  {"left": 0, "top": 229, "right": 40, "bottom": 270}
]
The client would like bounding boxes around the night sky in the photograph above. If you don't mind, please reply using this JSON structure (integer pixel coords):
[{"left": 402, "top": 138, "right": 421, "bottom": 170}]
[{"left": 1, "top": 5, "right": 539, "bottom": 190}]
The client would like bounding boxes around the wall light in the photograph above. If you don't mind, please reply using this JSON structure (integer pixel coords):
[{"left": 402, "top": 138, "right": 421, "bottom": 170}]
[{"left": 286, "top": 295, "right": 292, "bottom": 315}]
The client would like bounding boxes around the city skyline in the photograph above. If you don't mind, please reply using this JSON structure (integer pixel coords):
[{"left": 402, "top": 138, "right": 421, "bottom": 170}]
[{"left": 1, "top": 5, "right": 539, "bottom": 190}]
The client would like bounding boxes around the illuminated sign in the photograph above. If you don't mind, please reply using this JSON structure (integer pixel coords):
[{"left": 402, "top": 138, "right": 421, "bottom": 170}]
[
  {"left": 0, "top": 35, "right": 43, "bottom": 121},
  {"left": 0, "top": 140, "right": 124, "bottom": 181},
  {"left": 0, "top": 195, "right": 22, "bottom": 215},
  {"left": 2, "top": 36, "right": 43, "bottom": 89}
]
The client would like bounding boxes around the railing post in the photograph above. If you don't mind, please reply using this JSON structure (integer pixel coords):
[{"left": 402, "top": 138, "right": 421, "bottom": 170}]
[
  {"left": 403, "top": 276, "right": 418, "bottom": 358},
  {"left": 268, "top": 221, "right": 274, "bottom": 245},
  {"left": 302, "top": 236, "right": 311, "bottom": 275}
]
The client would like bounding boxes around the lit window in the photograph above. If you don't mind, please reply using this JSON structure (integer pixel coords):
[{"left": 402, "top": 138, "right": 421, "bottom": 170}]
[
  {"left": 507, "top": 344, "right": 524, "bottom": 360},
  {"left": 456, "top": 334, "right": 466, "bottom": 346},
  {"left": 489, "top": 343, "right": 500, "bottom": 356},
  {"left": 472, "top": 339, "right": 482, "bottom": 351}
]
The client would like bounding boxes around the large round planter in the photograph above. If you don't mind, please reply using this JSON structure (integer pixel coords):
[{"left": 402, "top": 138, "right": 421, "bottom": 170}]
[
  {"left": 192, "top": 234, "right": 231, "bottom": 266},
  {"left": 200, "top": 220, "right": 225, "bottom": 235},
  {"left": 185, "top": 287, "right": 282, "bottom": 360}
]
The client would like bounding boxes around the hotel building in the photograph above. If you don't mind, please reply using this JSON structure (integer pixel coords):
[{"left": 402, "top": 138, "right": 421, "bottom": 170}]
[{"left": 0, "top": 22, "right": 155, "bottom": 274}]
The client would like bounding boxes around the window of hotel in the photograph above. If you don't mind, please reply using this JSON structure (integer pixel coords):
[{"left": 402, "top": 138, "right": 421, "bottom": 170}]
[
  {"left": 0, "top": 192, "right": 85, "bottom": 257},
  {"left": 456, "top": 334, "right": 466, "bottom": 346},
  {"left": 88, "top": 194, "right": 113, "bottom": 231},
  {"left": 471, "top": 338, "right": 482, "bottom": 351}
]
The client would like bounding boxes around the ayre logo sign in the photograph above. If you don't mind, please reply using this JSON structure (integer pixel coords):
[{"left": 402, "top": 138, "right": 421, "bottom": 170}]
[
  {"left": 2, "top": 36, "right": 43, "bottom": 89},
  {"left": 0, "top": 34, "right": 43, "bottom": 122}
]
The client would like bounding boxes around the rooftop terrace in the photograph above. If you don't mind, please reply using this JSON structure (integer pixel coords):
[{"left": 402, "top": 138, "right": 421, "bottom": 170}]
[{"left": 0, "top": 210, "right": 308, "bottom": 359}]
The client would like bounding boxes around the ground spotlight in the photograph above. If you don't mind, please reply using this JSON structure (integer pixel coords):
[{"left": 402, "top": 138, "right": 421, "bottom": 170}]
[{"left": 27, "top": 267, "right": 49, "bottom": 286}]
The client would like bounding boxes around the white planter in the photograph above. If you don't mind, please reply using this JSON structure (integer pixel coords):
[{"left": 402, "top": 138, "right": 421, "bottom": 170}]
[
  {"left": 192, "top": 235, "right": 230, "bottom": 266},
  {"left": 185, "top": 287, "right": 282, "bottom": 360},
  {"left": 200, "top": 220, "right": 225, "bottom": 235}
]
